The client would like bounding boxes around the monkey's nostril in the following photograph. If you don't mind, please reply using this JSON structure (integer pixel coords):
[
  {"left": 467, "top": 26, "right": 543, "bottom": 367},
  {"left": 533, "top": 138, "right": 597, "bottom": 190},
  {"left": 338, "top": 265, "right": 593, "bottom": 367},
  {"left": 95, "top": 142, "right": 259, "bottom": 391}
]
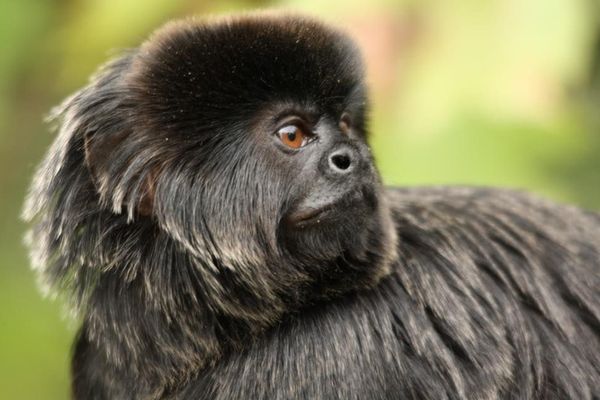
[{"left": 330, "top": 152, "right": 352, "bottom": 172}]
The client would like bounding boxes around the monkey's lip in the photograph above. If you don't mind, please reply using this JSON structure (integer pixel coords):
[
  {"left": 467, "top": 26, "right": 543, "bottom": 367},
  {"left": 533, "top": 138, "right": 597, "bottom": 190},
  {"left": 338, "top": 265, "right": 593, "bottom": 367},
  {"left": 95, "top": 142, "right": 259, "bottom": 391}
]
[
  {"left": 287, "top": 203, "right": 337, "bottom": 225},
  {"left": 286, "top": 188, "right": 369, "bottom": 226}
]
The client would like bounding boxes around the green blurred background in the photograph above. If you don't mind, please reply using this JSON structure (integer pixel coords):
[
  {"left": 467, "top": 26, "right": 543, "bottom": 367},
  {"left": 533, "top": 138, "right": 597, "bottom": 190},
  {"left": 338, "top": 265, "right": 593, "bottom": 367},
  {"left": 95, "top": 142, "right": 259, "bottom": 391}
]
[{"left": 1, "top": 0, "right": 599, "bottom": 398}]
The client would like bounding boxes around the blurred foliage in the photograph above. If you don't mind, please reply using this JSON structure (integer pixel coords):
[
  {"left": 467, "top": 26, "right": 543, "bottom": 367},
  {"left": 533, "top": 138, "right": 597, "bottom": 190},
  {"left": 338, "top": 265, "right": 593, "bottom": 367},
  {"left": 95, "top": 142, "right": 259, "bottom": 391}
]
[{"left": 1, "top": 0, "right": 599, "bottom": 398}]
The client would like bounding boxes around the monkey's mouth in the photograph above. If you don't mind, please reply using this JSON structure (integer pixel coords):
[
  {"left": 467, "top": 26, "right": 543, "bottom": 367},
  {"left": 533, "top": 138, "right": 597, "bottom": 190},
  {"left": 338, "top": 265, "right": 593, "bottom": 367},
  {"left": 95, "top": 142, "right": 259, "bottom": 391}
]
[
  {"left": 287, "top": 203, "right": 336, "bottom": 225},
  {"left": 285, "top": 186, "right": 374, "bottom": 227}
]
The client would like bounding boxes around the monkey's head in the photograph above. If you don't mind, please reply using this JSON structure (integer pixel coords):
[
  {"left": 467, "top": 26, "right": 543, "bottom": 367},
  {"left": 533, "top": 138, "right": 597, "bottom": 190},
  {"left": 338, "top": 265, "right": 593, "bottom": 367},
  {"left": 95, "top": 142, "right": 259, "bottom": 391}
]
[{"left": 24, "top": 13, "right": 396, "bottom": 385}]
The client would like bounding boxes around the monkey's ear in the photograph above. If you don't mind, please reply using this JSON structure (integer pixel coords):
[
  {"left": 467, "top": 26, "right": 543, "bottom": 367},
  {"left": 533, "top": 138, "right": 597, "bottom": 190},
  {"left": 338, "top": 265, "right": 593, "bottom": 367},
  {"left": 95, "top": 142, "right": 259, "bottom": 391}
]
[{"left": 84, "top": 130, "right": 157, "bottom": 217}]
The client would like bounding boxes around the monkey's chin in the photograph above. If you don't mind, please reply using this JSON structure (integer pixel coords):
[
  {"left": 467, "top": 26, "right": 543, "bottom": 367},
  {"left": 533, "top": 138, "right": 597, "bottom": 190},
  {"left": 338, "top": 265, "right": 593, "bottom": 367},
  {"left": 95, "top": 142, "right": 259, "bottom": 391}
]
[
  {"left": 279, "top": 185, "right": 385, "bottom": 265},
  {"left": 279, "top": 195, "right": 395, "bottom": 298}
]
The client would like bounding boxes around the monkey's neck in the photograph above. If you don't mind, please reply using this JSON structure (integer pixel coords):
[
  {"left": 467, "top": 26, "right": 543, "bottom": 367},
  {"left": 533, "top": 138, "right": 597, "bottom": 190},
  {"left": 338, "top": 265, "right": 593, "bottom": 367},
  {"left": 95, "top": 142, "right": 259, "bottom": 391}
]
[{"left": 80, "top": 202, "right": 398, "bottom": 397}]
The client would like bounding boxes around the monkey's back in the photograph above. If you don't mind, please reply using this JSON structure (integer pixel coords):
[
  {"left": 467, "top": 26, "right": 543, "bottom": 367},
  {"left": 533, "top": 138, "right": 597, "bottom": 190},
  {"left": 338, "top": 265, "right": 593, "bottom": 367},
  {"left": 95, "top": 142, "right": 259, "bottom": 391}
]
[{"left": 179, "top": 186, "right": 600, "bottom": 400}]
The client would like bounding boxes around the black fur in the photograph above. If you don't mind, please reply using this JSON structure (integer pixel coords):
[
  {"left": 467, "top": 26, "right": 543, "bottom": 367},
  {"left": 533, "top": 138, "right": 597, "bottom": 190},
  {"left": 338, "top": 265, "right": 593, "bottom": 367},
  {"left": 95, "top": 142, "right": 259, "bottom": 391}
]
[{"left": 23, "top": 13, "right": 600, "bottom": 400}]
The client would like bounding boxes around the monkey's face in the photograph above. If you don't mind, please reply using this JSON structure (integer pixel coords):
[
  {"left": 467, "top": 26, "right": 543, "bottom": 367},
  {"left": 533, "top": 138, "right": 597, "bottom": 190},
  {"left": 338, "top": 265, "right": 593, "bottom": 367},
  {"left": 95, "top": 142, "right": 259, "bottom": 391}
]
[{"left": 260, "top": 102, "right": 384, "bottom": 262}]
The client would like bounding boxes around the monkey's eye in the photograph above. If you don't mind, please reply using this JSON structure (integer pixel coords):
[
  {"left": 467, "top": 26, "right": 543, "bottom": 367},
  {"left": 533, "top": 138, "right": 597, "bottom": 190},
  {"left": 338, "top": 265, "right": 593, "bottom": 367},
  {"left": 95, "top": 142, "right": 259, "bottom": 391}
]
[{"left": 276, "top": 124, "right": 314, "bottom": 149}]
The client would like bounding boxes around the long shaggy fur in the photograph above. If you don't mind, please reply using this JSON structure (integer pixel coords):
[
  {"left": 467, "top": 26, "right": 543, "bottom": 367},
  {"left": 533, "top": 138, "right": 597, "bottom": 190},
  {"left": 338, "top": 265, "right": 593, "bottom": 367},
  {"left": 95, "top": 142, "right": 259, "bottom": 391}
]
[{"left": 24, "top": 13, "right": 600, "bottom": 400}]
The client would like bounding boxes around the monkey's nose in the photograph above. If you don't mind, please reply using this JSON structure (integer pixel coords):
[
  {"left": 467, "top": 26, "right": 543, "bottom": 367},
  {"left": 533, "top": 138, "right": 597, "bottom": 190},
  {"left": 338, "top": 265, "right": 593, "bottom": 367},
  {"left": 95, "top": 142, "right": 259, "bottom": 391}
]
[{"left": 328, "top": 147, "right": 356, "bottom": 174}]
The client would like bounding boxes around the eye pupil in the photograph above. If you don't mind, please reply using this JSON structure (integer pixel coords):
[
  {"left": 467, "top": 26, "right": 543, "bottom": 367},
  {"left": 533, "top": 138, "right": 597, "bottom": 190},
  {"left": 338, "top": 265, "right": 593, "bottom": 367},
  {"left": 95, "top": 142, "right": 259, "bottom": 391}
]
[{"left": 287, "top": 131, "right": 297, "bottom": 142}]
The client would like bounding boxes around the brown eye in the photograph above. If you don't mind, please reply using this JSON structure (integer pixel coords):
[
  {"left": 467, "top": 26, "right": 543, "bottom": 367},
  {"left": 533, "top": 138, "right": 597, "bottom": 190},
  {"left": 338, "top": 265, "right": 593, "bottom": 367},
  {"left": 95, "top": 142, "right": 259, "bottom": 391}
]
[{"left": 277, "top": 124, "right": 312, "bottom": 149}]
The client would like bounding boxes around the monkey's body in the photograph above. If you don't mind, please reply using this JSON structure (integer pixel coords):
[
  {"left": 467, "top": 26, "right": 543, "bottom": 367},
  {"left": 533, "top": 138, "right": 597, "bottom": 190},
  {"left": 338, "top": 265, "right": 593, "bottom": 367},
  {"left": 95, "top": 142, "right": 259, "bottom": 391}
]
[
  {"left": 182, "top": 187, "right": 600, "bottom": 400},
  {"left": 72, "top": 187, "right": 600, "bottom": 399},
  {"left": 24, "top": 14, "right": 599, "bottom": 400}
]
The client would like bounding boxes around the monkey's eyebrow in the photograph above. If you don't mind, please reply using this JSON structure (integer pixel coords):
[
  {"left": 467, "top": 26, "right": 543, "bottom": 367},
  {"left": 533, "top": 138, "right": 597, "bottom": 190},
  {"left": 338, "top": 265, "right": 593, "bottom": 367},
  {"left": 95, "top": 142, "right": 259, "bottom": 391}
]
[
  {"left": 269, "top": 104, "right": 319, "bottom": 125},
  {"left": 274, "top": 114, "right": 307, "bottom": 127}
]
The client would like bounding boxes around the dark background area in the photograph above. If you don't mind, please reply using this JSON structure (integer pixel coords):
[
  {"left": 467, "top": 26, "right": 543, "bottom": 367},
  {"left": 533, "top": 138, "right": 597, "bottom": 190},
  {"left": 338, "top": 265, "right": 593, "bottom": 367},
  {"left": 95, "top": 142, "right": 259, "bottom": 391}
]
[{"left": 1, "top": 0, "right": 599, "bottom": 398}]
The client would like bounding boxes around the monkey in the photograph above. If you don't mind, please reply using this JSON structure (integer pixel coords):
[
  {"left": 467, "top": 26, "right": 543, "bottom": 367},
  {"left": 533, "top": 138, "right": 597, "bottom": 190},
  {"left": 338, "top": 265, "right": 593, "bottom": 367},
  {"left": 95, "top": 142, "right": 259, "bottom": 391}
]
[{"left": 23, "top": 12, "right": 600, "bottom": 400}]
